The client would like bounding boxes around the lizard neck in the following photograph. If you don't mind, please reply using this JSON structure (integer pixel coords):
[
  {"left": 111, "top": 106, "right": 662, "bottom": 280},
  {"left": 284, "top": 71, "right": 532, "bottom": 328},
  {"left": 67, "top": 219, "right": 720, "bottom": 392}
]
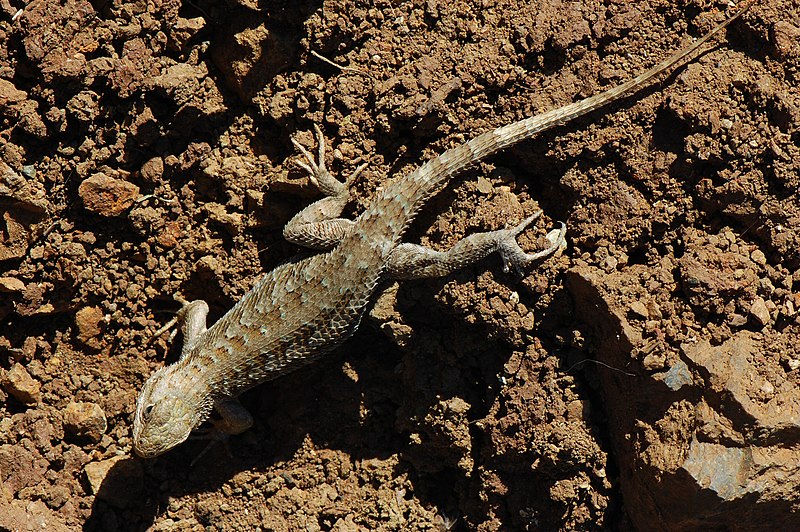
[{"left": 162, "top": 356, "right": 216, "bottom": 429}]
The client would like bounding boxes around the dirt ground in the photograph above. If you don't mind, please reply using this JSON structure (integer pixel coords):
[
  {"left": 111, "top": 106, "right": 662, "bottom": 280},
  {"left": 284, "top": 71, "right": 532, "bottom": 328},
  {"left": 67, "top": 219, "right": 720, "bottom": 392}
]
[{"left": 1, "top": 0, "right": 798, "bottom": 530}]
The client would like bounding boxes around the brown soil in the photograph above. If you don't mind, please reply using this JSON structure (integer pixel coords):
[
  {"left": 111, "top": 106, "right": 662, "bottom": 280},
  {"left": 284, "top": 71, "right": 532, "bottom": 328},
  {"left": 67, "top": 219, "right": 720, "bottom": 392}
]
[{"left": 1, "top": 0, "right": 798, "bottom": 530}]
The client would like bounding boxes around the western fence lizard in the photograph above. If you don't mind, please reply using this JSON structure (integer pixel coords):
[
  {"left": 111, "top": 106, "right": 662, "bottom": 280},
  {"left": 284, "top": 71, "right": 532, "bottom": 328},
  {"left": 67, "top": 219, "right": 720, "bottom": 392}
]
[{"left": 133, "top": 2, "right": 754, "bottom": 458}]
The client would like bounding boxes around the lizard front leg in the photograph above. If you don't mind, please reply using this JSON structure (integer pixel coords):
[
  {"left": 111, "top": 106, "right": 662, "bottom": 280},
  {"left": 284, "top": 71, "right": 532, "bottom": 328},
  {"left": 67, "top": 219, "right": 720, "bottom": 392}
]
[
  {"left": 212, "top": 398, "right": 254, "bottom": 435},
  {"left": 187, "top": 399, "right": 255, "bottom": 465},
  {"left": 150, "top": 295, "right": 210, "bottom": 360},
  {"left": 283, "top": 125, "right": 367, "bottom": 250},
  {"left": 387, "top": 212, "right": 566, "bottom": 279},
  {"left": 146, "top": 296, "right": 257, "bottom": 462}
]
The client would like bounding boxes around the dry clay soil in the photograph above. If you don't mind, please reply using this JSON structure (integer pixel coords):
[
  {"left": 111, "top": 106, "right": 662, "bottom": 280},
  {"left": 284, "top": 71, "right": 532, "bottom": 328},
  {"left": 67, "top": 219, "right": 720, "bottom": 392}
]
[{"left": 1, "top": 0, "right": 799, "bottom": 530}]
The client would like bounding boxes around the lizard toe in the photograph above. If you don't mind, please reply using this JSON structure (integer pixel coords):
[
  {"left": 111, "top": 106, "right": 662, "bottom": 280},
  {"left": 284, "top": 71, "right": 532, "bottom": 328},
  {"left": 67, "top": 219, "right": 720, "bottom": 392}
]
[{"left": 497, "top": 220, "right": 567, "bottom": 276}]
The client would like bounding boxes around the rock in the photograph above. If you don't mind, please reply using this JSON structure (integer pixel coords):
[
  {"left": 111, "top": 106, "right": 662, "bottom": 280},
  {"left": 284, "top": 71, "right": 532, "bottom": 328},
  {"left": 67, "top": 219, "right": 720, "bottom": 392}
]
[
  {"left": 75, "top": 306, "right": 104, "bottom": 348},
  {"left": 78, "top": 173, "right": 139, "bottom": 216},
  {"left": 66, "top": 90, "right": 99, "bottom": 123},
  {"left": 148, "top": 63, "right": 206, "bottom": 94},
  {"left": 729, "top": 313, "right": 748, "bottom": 327},
  {"left": 0, "top": 80, "right": 47, "bottom": 138},
  {"left": 63, "top": 402, "right": 107, "bottom": 442},
  {"left": 772, "top": 21, "right": 800, "bottom": 59},
  {"left": 195, "top": 255, "right": 220, "bottom": 279},
  {"left": 156, "top": 221, "right": 182, "bottom": 248},
  {"left": 641, "top": 351, "right": 666, "bottom": 371},
  {"left": 128, "top": 205, "right": 165, "bottom": 238},
  {"left": 628, "top": 300, "right": 649, "bottom": 319},
  {"left": 0, "top": 277, "right": 25, "bottom": 292},
  {"left": 211, "top": 20, "right": 299, "bottom": 101},
  {"left": 567, "top": 265, "right": 800, "bottom": 531},
  {"left": 600, "top": 255, "right": 618, "bottom": 272},
  {"left": 140, "top": 156, "right": 164, "bottom": 182},
  {"left": 42, "top": 483, "right": 71, "bottom": 509},
  {"left": 0, "top": 363, "right": 41, "bottom": 405},
  {"left": 84, "top": 456, "right": 143, "bottom": 508},
  {"left": 205, "top": 202, "right": 243, "bottom": 235},
  {"left": 749, "top": 297, "right": 771, "bottom": 327},
  {"left": 0, "top": 211, "right": 30, "bottom": 261},
  {"left": 369, "top": 283, "right": 413, "bottom": 348},
  {"left": 658, "top": 360, "right": 693, "bottom": 391},
  {"left": 0, "top": 78, "right": 27, "bottom": 106},
  {"left": 476, "top": 176, "right": 493, "bottom": 194},
  {"left": 683, "top": 335, "right": 800, "bottom": 438},
  {"left": 682, "top": 442, "right": 753, "bottom": 501},
  {"left": 750, "top": 249, "right": 767, "bottom": 266},
  {"left": 1, "top": 160, "right": 50, "bottom": 213},
  {"left": 168, "top": 16, "right": 205, "bottom": 51}
]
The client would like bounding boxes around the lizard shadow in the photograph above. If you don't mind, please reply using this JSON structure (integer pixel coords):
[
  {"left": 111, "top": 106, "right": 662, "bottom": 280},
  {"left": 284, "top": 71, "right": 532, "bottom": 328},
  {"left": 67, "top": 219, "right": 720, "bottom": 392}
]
[
  {"left": 83, "top": 325, "right": 399, "bottom": 532},
  {"left": 87, "top": 269, "right": 535, "bottom": 531}
]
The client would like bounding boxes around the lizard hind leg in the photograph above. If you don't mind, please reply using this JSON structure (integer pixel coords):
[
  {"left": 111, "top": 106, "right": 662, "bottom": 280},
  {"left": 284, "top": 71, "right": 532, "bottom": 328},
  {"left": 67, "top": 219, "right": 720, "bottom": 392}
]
[
  {"left": 386, "top": 211, "right": 566, "bottom": 280},
  {"left": 496, "top": 215, "right": 567, "bottom": 276},
  {"left": 283, "top": 124, "right": 368, "bottom": 250}
]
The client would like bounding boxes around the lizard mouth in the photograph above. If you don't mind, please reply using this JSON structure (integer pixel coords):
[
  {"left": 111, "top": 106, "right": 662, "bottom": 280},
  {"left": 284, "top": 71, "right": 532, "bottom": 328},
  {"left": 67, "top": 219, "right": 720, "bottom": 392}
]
[{"left": 132, "top": 433, "right": 186, "bottom": 458}]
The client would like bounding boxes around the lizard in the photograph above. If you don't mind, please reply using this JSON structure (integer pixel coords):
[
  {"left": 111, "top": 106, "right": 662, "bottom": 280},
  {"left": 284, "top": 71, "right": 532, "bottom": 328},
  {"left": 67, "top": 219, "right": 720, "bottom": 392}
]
[{"left": 132, "top": 1, "right": 755, "bottom": 458}]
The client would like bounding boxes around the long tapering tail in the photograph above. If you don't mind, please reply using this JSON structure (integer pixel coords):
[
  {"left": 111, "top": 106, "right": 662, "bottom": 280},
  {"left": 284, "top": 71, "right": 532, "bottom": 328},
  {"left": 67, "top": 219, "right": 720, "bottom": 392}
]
[{"left": 356, "top": 0, "right": 755, "bottom": 249}]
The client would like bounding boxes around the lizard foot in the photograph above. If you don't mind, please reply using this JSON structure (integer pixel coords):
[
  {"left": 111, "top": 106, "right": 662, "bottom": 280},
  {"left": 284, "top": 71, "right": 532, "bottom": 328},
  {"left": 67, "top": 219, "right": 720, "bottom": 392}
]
[
  {"left": 496, "top": 213, "right": 567, "bottom": 276},
  {"left": 189, "top": 427, "right": 231, "bottom": 466},
  {"left": 148, "top": 294, "right": 209, "bottom": 359},
  {"left": 291, "top": 124, "right": 367, "bottom": 198},
  {"left": 188, "top": 399, "right": 254, "bottom": 466},
  {"left": 148, "top": 294, "right": 187, "bottom": 344},
  {"left": 282, "top": 125, "right": 366, "bottom": 250}
]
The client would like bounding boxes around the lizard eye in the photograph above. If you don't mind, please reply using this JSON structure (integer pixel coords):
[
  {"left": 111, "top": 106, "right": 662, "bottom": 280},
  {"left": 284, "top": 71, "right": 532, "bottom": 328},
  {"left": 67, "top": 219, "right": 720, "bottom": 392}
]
[{"left": 142, "top": 404, "right": 155, "bottom": 420}]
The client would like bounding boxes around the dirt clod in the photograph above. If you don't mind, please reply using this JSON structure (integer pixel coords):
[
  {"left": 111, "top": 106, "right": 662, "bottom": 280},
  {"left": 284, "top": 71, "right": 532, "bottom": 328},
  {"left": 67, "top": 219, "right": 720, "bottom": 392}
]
[
  {"left": 64, "top": 402, "right": 107, "bottom": 442},
  {"left": 0, "top": 276, "right": 25, "bottom": 292},
  {"left": 749, "top": 297, "right": 771, "bottom": 327},
  {"left": 78, "top": 173, "right": 139, "bottom": 217},
  {"left": 75, "top": 306, "right": 104, "bottom": 349},
  {"left": 84, "top": 456, "right": 143, "bottom": 509},
  {"left": 1, "top": 363, "right": 41, "bottom": 405}
]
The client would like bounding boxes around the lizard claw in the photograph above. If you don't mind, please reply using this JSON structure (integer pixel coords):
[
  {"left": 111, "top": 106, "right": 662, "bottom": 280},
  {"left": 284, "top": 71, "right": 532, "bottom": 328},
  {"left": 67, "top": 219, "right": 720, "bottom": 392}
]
[
  {"left": 147, "top": 293, "right": 191, "bottom": 344},
  {"left": 346, "top": 161, "right": 368, "bottom": 187},
  {"left": 497, "top": 214, "right": 567, "bottom": 276},
  {"left": 292, "top": 125, "right": 366, "bottom": 198},
  {"left": 188, "top": 426, "right": 233, "bottom": 467},
  {"left": 292, "top": 124, "right": 353, "bottom": 197},
  {"left": 290, "top": 137, "right": 323, "bottom": 188}
]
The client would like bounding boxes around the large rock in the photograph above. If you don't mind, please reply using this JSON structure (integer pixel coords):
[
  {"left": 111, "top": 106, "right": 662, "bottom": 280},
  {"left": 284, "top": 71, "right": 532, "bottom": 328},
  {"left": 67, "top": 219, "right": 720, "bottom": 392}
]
[{"left": 567, "top": 265, "right": 800, "bottom": 530}]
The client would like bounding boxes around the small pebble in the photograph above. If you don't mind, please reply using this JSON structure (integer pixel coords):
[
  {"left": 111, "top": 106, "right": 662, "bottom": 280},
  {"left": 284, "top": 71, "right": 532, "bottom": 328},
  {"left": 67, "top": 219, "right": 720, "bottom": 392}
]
[{"left": 749, "top": 297, "right": 771, "bottom": 327}]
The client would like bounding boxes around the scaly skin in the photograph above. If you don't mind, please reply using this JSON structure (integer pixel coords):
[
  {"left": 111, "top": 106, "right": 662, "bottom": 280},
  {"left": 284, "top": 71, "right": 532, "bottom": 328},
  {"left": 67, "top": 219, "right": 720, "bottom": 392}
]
[{"left": 133, "top": 2, "right": 755, "bottom": 458}]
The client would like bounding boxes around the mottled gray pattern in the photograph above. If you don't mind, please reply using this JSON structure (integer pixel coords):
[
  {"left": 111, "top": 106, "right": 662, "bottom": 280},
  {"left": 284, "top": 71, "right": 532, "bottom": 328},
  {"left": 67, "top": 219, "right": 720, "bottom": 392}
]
[{"left": 132, "top": 5, "right": 750, "bottom": 458}]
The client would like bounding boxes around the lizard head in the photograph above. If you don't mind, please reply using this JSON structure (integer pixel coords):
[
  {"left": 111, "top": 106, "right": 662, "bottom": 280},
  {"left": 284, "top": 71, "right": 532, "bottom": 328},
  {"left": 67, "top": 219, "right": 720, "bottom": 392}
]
[{"left": 132, "top": 365, "right": 208, "bottom": 458}]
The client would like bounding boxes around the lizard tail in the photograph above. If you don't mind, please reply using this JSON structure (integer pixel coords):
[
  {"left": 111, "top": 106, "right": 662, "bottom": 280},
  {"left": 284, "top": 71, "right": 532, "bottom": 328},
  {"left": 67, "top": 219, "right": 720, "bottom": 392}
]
[{"left": 356, "top": 0, "right": 755, "bottom": 250}]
